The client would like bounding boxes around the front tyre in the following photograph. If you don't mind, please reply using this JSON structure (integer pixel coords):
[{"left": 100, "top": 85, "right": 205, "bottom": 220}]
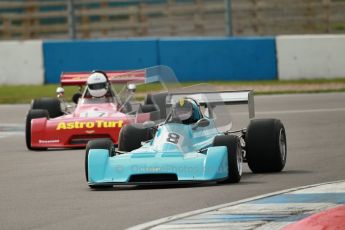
[
  {"left": 245, "top": 119, "right": 287, "bottom": 173},
  {"left": 118, "top": 124, "right": 153, "bottom": 152},
  {"left": 25, "top": 109, "right": 49, "bottom": 151},
  {"left": 31, "top": 98, "right": 63, "bottom": 118},
  {"left": 85, "top": 139, "right": 114, "bottom": 189},
  {"left": 213, "top": 135, "right": 242, "bottom": 183}
]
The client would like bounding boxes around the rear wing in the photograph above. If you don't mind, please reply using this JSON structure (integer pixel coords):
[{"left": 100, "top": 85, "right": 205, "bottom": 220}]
[
  {"left": 60, "top": 70, "right": 146, "bottom": 86},
  {"left": 168, "top": 90, "right": 255, "bottom": 118}
]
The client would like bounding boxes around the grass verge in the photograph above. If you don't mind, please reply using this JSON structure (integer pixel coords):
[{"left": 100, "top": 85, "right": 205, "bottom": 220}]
[{"left": 1, "top": 79, "right": 345, "bottom": 104}]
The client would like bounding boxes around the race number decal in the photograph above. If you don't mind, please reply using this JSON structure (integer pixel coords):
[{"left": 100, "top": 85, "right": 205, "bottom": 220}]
[
  {"left": 165, "top": 132, "right": 184, "bottom": 149},
  {"left": 153, "top": 130, "right": 185, "bottom": 152},
  {"left": 166, "top": 133, "right": 180, "bottom": 144}
]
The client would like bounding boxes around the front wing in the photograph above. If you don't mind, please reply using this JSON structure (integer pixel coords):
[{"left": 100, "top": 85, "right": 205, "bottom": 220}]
[{"left": 87, "top": 146, "right": 229, "bottom": 186}]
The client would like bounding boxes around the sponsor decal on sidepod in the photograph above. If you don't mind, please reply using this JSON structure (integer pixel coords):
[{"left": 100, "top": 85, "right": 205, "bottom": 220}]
[{"left": 56, "top": 120, "right": 124, "bottom": 130}]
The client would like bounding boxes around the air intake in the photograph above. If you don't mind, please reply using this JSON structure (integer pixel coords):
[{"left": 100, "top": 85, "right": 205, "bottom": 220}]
[
  {"left": 69, "top": 134, "right": 111, "bottom": 145},
  {"left": 129, "top": 174, "right": 178, "bottom": 183}
]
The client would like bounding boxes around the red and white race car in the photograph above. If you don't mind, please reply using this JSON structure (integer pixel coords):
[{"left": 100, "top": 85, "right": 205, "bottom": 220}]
[{"left": 25, "top": 69, "right": 166, "bottom": 150}]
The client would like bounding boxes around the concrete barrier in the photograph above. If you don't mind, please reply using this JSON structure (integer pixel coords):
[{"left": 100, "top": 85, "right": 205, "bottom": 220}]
[
  {"left": 3, "top": 35, "right": 344, "bottom": 84},
  {"left": 159, "top": 37, "right": 277, "bottom": 81},
  {"left": 43, "top": 37, "right": 277, "bottom": 83},
  {"left": 0, "top": 40, "right": 44, "bottom": 85},
  {"left": 43, "top": 39, "right": 159, "bottom": 83},
  {"left": 277, "top": 35, "right": 345, "bottom": 80}
]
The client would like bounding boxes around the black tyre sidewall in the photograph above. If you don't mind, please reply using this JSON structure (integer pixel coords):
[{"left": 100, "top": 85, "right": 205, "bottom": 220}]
[
  {"left": 144, "top": 93, "right": 167, "bottom": 119},
  {"left": 213, "top": 135, "right": 242, "bottom": 183},
  {"left": 31, "top": 98, "right": 63, "bottom": 118},
  {"left": 85, "top": 138, "right": 114, "bottom": 182},
  {"left": 118, "top": 124, "right": 153, "bottom": 152},
  {"left": 246, "top": 119, "right": 287, "bottom": 173},
  {"left": 25, "top": 109, "right": 49, "bottom": 150},
  {"left": 72, "top": 92, "right": 82, "bottom": 104},
  {"left": 140, "top": 104, "right": 157, "bottom": 113},
  {"left": 140, "top": 104, "right": 160, "bottom": 121}
]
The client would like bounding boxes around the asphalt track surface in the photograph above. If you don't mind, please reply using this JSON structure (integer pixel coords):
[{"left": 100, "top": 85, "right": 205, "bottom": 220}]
[{"left": 0, "top": 93, "right": 344, "bottom": 230}]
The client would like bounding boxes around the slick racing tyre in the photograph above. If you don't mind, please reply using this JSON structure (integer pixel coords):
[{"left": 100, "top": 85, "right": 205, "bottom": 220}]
[
  {"left": 72, "top": 92, "right": 82, "bottom": 104},
  {"left": 144, "top": 93, "right": 168, "bottom": 119},
  {"left": 85, "top": 139, "right": 114, "bottom": 189},
  {"left": 140, "top": 104, "right": 157, "bottom": 113},
  {"left": 25, "top": 109, "right": 49, "bottom": 151},
  {"left": 31, "top": 98, "right": 63, "bottom": 118},
  {"left": 139, "top": 104, "right": 161, "bottom": 121},
  {"left": 118, "top": 124, "right": 153, "bottom": 152},
  {"left": 245, "top": 119, "right": 287, "bottom": 173},
  {"left": 213, "top": 135, "right": 242, "bottom": 183}
]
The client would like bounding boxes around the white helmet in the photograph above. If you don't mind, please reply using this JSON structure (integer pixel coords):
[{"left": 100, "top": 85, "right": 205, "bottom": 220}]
[{"left": 87, "top": 72, "right": 108, "bottom": 98}]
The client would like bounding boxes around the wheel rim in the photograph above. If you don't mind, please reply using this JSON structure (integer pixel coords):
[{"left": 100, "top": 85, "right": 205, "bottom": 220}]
[
  {"left": 279, "top": 128, "right": 287, "bottom": 162},
  {"left": 237, "top": 143, "right": 243, "bottom": 176}
]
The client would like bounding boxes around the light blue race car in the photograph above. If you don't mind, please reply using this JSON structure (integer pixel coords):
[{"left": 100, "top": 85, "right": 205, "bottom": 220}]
[{"left": 85, "top": 86, "right": 287, "bottom": 189}]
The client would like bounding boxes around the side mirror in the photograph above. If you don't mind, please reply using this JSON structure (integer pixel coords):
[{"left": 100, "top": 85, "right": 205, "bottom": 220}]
[
  {"left": 127, "top": 83, "right": 136, "bottom": 93},
  {"left": 192, "top": 118, "right": 210, "bottom": 130},
  {"left": 56, "top": 87, "right": 64, "bottom": 98}
]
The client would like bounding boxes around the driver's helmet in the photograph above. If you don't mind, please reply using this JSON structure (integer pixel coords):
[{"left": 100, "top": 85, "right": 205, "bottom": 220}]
[
  {"left": 87, "top": 72, "right": 109, "bottom": 98},
  {"left": 172, "top": 98, "right": 202, "bottom": 124}
]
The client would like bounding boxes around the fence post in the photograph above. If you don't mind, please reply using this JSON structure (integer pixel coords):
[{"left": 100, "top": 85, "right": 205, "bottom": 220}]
[
  {"left": 138, "top": 1, "right": 148, "bottom": 36},
  {"left": 3, "top": 17, "right": 12, "bottom": 39},
  {"left": 67, "top": 0, "right": 76, "bottom": 39},
  {"left": 23, "top": 0, "right": 38, "bottom": 39},
  {"left": 322, "top": 0, "right": 331, "bottom": 33},
  {"left": 193, "top": 0, "right": 204, "bottom": 35},
  {"left": 100, "top": 0, "right": 109, "bottom": 36},
  {"left": 167, "top": 0, "right": 177, "bottom": 36},
  {"left": 252, "top": 0, "right": 260, "bottom": 34},
  {"left": 225, "top": 0, "right": 233, "bottom": 36}
]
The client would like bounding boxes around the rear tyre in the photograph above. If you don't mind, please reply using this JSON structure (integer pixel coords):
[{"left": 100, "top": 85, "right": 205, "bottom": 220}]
[
  {"left": 31, "top": 98, "right": 63, "bottom": 118},
  {"left": 144, "top": 93, "right": 168, "bottom": 119},
  {"left": 25, "top": 109, "right": 49, "bottom": 151},
  {"left": 245, "top": 119, "right": 287, "bottom": 173},
  {"left": 139, "top": 104, "right": 160, "bottom": 121},
  {"left": 85, "top": 138, "right": 114, "bottom": 189},
  {"left": 72, "top": 92, "right": 82, "bottom": 104},
  {"left": 213, "top": 135, "right": 242, "bottom": 183},
  {"left": 118, "top": 124, "right": 153, "bottom": 152},
  {"left": 140, "top": 104, "right": 157, "bottom": 113}
]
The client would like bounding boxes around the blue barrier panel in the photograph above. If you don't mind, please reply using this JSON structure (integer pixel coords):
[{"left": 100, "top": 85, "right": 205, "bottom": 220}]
[
  {"left": 158, "top": 37, "right": 277, "bottom": 81},
  {"left": 43, "top": 39, "right": 158, "bottom": 83}
]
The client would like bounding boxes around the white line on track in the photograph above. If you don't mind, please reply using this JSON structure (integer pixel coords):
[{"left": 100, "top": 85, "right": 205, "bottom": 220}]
[
  {"left": 233, "top": 107, "right": 345, "bottom": 116},
  {"left": 0, "top": 124, "right": 25, "bottom": 139},
  {"left": 260, "top": 107, "right": 345, "bottom": 114}
]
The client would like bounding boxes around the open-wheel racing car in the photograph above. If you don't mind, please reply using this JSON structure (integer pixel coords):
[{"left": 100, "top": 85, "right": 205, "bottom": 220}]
[
  {"left": 85, "top": 66, "right": 287, "bottom": 188},
  {"left": 25, "top": 68, "right": 167, "bottom": 150}
]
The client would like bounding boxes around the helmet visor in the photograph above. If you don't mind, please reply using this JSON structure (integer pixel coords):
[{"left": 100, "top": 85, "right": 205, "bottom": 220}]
[
  {"left": 89, "top": 82, "right": 107, "bottom": 90},
  {"left": 173, "top": 100, "right": 193, "bottom": 121}
]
